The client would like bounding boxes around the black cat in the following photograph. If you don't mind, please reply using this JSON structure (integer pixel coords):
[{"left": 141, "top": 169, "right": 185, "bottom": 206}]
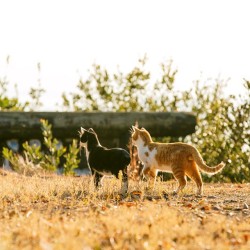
[{"left": 79, "top": 127, "right": 131, "bottom": 194}]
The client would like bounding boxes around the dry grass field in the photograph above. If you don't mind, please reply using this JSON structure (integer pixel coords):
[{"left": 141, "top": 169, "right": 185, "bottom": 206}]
[{"left": 0, "top": 169, "right": 250, "bottom": 250}]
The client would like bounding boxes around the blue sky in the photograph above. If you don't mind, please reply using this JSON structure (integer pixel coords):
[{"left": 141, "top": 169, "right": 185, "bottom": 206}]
[{"left": 0, "top": 0, "right": 249, "bottom": 110}]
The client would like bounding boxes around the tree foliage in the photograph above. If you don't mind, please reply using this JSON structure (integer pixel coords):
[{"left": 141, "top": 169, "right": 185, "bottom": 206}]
[
  {"left": 186, "top": 80, "right": 250, "bottom": 182},
  {"left": 62, "top": 57, "right": 191, "bottom": 112},
  {"left": 0, "top": 77, "right": 28, "bottom": 111},
  {"left": 0, "top": 59, "right": 45, "bottom": 111}
]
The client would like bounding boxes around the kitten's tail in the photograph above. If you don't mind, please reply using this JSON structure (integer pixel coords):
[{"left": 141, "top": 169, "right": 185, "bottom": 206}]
[{"left": 191, "top": 148, "right": 226, "bottom": 174}]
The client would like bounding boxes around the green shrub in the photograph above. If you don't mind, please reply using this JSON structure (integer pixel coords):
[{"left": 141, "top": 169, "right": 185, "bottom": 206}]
[
  {"left": 187, "top": 80, "right": 250, "bottom": 182},
  {"left": 2, "top": 120, "right": 80, "bottom": 175},
  {"left": 2, "top": 147, "right": 20, "bottom": 171},
  {"left": 63, "top": 139, "right": 80, "bottom": 176},
  {"left": 40, "top": 119, "right": 66, "bottom": 171}
]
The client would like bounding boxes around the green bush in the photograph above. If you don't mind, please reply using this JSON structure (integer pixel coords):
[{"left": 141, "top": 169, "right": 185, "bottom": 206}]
[
  {"left": 0, "top": 58, "right": 45, "bottom": 111},
  {"left": 2, "top": 119, "right": 80, "bottom": 175},
  {"left": 186, "top": 80, "right": 250, "bottom": 182},
  {"left": 0, "top": 78, "right": 28, "bottom": 111},
  {"left": 63, "top": 139, "right": 80, "bottom": 176}
]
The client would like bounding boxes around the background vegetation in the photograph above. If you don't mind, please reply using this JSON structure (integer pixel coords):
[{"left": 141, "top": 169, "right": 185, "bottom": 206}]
[{"left": 1, "top": 57, "right": 249, "bottom": 182}]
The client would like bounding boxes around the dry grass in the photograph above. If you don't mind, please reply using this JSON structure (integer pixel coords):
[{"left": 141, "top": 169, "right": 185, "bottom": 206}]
[{"left": 0, "top": 169, "right": 250, "bottom": 250}]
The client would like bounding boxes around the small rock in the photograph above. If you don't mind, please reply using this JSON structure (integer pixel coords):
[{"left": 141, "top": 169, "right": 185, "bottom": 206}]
[
  {"left": 207, "top": 195, "right": 217, "bottom": 199},
  {"left": 212, "top": 205, "right": 221, "bottom": 211},
  {"left": 224, "top": 199, "right": 238, "bottom": 203},
  {"left": 243, "top": 203, "right": 249, "bottom": 209},
  {"left": 233, "top": 207, "right": 242, "bottom": 211},
  {"left": 196, "top": 194, "right": 203, "bottom": 199}
]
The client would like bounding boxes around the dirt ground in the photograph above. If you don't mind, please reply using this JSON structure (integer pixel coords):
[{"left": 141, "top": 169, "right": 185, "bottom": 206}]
[{"left": 0, "top": 170, "right": 250, "bottom": 249}]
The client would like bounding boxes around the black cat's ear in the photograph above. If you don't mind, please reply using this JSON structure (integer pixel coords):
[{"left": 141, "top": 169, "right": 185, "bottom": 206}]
[
  {"left": 88, "top": 128, "right": 95, "bottom": 133},
  {"left": 79, "top": 127, "right": 86, "bottom": 136}
]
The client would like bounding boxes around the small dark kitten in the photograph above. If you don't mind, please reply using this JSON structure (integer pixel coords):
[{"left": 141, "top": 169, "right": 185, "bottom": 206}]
[{"left": 79, "top": 127, "right": 131, "bottom": 194}]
